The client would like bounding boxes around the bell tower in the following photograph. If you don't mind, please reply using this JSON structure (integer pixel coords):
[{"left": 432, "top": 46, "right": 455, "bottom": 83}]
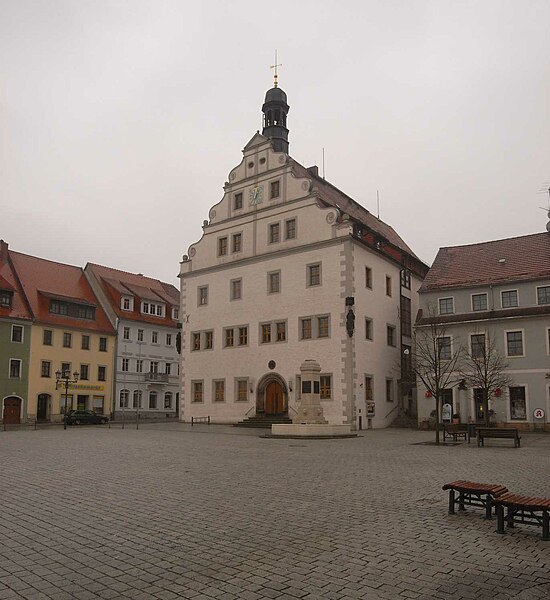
[{"left": 262, "top": 55, "right": 290, "bottom": 153}]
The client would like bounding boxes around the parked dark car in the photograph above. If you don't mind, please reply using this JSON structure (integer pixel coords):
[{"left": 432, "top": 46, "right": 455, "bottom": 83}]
[{"left": 66, "top": 410, "right": 109, "bottom": 425}]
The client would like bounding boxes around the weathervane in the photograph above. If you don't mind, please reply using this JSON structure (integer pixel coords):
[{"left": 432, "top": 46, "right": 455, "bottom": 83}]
[{"left": 270, "top": 50, "right": 282, "bottom": 88}]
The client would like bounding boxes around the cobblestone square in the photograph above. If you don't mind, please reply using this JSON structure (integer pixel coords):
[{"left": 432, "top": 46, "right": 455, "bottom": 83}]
[{"left": 1, "top": 424, "right": 549, "bottom": 600}]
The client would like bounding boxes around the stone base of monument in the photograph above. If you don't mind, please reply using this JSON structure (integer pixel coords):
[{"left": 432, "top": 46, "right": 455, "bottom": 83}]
[{"left": 269, "top": 423, "right": 356, "bottom": 438}]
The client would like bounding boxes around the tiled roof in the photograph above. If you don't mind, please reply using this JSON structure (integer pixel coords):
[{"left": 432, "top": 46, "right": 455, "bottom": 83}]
[
  {"left": 0, "top": 255, "right": 32, "bottom": 321},
  {"left": 9, "top": 251, "right": 114, "bottom": 333},
  {"left": 87, "top": 263, "right": 179, "bottom": 326},
  {"left": 292, "top": 161, "right": 419, "bottom": 259},
  {"left": 420, "top": 232, "right": 550, "bottom": 292}
]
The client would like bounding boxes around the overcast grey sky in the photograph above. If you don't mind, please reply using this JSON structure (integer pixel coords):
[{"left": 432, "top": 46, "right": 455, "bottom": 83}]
[{"left": 1, "top": 0, "right": 549, "bottom": 285}]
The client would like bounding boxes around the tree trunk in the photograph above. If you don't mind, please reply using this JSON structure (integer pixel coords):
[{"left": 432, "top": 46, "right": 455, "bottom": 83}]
[
  {"left": 435, "top": 394, "right": 440, "bottom": 445},
  {"left": 483, "top": 388, "right": 489, "bottom": 427}
]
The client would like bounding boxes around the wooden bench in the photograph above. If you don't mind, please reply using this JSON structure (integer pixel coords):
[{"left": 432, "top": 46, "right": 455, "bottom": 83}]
[
  {"left": 191, "top": 416, "right": 210, "bottom": 426},
  {"left": 477, "top": 427, "right": 521, "bottom": 448},
  {"left": 494, "top": 493, "right": 550, "bottom": 540},
  {"left": 443, "top": 424, "right": 468, "bottom": 442},
  {"left": 442, "top": 480, "right": 508, "bottom": 519}
]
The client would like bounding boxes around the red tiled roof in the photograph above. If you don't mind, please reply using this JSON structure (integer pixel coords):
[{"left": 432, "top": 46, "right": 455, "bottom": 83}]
[
  {"left": 0, "top": 256, "right": 32, "bottom": 321},
  {"left": 420, "top": 232, "right": 550, "bottom": 292},
  {"left": 9, "top": 251, "right": 115, "bottom": 333},
  {"left": 87, "top": 263, "right": 179, "bottom": 326}
]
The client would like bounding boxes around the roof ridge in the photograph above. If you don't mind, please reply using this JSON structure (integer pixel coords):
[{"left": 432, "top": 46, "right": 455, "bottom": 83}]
[
  {"left": 88, "top": 262, "right": 170, "bottom": 286},
  {"left": 439, "top": 231, "right": 548, "bottom": 251},
  {"left": 10, "top": 250, "right": 82, "bottom": 270}
]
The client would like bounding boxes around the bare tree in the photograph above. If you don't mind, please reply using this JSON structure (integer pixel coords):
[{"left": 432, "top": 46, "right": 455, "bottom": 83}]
[
  {"left": 413, "top": 305, "right": 463, "bottom": 444},
  {"left": 459, "top": 332, "right": 512, "bottom": 426}
]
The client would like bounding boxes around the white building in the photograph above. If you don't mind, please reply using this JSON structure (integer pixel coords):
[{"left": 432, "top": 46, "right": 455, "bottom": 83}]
[
  {"left": 85, "top": 263, "right": 180, "bottom": 419},
  {"left": 180, "top": 83, "right": 427, "bottom": 429}
]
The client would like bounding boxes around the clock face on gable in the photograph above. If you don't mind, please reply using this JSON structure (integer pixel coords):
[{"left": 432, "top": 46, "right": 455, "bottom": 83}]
[{"left": 249, "top": 185, "right": 264, "bottom": 205}]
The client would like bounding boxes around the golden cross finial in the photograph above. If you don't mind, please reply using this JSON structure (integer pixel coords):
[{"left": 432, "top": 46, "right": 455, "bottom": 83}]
[{"left": 270, "top": 50, "right": 282, "bottom": 88}]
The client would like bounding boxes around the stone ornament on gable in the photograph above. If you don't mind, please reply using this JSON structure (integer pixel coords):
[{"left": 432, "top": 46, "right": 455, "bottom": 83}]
[
  {"left": 209, "top": 209, "right": 216, "bottom": 220},
  {"left": 326, "top": 212, "right": 336, "bottom": 224},
  {"left": 229, "top": 171, "right": 236, "bottom": 180},
  {"left": 301, "top": 180, "right": 311, "bottom": 192},
  {"left": 189, "top": 248, "right": 196, "bottom": 257},
  {"left": 278, "top": 155, "right": 287, "bottom": 164}
]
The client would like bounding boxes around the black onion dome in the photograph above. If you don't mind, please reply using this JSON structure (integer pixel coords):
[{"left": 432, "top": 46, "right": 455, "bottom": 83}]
[{"left": 264, "top": 87, "right": 288, "bottom": 104}]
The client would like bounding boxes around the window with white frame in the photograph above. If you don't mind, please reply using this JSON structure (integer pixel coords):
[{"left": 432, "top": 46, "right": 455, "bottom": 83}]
[
  {"left": 152, "top": 331, "right": 158, "bottom": 344},
  {"left": 164, "top": 392, "right": 172, "bottom": 409},
  {"left": 165, "top": 363, "right": 171, "bottom": 375},
  {"left": 439, "top": 297, "right": 454, "bottom": 315},
  {"left": 136, "top": 359, "right": 143, "bottom": 373},
  {"left": 537, "top": 286, "right": 550, "bottom": 305},
  {"left": 166, "top": 333, "right": 172, "bottom": 346},
  {"left": 123, "top": 327, "right": 130, "bottom": 340},
  {"left": 121, "top": 297, "right": 133, "bottom": 311},
  {"left": 137, "top": 329, "right": 144, "bottom": 342},
  {"left": 11, "top": 325, "right": 23, "bottom": 343},
  {"left": 133, "top": 390, "right": 142, "bottom": 408},
  {"left": 509, "top": 386, "right": 526, "bottom": 420},
  {"left": 121, "top": 358, "right": 129, "bottom": 372},
  {"left": 119, "top": 389, "right": 129, "bottom": 408},
  {"left": 172, "top": 307, "right": 179, "bottom": 320},
  {"left": 506, "top": 331, "right": 524, "bottom": 356},
  {"left": 0, "top": 290, "right": 12, "bottom": 307},
  {"left": 472, "top": 293, "right": 488, "bottom": 312},
  {"left": 501, "top": 290, "right": 518, "bottom": 308},
  {"left": 400, "top": 269, "right": 411, "bottom": 290},
  {"left": 141, "top": 301, "right": 165, "bottom": 317}
]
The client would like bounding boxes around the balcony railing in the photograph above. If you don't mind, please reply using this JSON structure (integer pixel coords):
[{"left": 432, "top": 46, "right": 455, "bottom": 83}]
[{"left": 145, "top": 372, "right": 169, "bottom": 383}]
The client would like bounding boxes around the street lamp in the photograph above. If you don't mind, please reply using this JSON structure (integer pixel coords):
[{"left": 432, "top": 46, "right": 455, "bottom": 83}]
[{"left": 55, "top": 369, "right": 79, "bottom": 430}]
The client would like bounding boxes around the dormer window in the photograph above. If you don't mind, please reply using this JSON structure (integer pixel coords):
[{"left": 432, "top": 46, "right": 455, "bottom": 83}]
[
  {"left": 0, "top": 290, "right": 12, "bottom": 308},
  {"left": 172, "top": 307, "right": 180, "bottom": 320},
  {"left": 121, "top": 296, "right": 134, "bottom": 311},
  {"left": 50, "top": 299, "right": 95, "bottom": 320},
  {"left": 141, "top": 301, "right": 165, "bottom": 317}
]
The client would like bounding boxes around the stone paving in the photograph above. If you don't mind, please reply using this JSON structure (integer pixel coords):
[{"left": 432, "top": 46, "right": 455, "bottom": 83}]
[{"left": 1, "top": 424, "right": 550, "bottom": 600}]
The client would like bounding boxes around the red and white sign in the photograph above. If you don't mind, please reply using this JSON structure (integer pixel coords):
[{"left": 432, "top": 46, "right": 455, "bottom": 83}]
[{"left": 533, "top": 408, "right": 545, "bottom": 420}]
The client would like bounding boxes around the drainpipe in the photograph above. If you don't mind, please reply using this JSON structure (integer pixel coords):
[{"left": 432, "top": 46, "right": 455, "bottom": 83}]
[{"left": 112, "top": 317, "right": 119, "bottom": 419}]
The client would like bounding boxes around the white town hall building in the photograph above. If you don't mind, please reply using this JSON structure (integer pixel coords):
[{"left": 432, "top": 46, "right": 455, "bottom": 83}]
[{"left": 179, "top": 82, "right": 428, "bottom": 429}]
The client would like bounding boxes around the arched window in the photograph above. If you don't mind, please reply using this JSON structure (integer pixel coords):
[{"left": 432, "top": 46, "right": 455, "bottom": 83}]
[
  {"left": 149, "top": 391, "right": 157, "bottom": 409},
  {"left": 119, "top": 389, "right": 129, "bottom": 408},
  {"left": 133, "top": 390, "right": 142, "bottom": 409},
  {"left": 164, "top": 392, "right": 172, "bottom": 409}
]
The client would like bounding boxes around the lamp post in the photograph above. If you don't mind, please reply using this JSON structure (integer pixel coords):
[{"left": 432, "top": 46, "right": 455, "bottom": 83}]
[{"left": 55, "top": 369, "right": 79, "bottom": 430}]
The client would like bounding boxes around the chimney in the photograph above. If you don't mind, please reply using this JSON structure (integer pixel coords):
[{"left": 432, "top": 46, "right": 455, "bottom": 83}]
[
  {"left": 307, "top": 166, "right": 319, "bottom": 177},
  {"left": 0, "top": 240, "right": 8, "bottom": 263}
]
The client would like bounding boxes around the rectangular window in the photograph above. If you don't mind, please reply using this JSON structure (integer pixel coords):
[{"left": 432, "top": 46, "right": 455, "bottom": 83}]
[
  {"left": 470, "top": 334, "right": 486, "bottom": 359},
  {"left": 50, "top": 300, "right": 68, "bottom": 315},
  {"left": 99, "top": 337, "right": 107, "bottom": 352},
  {"left": 301, "top": 318, "right": 312, "bottom": 340},
  {"left": 501, "top": 290, "right": 518, "bottom": 308},
  {"left": 63, "top": 332, "right": 72, "bottom": 348},
  {"left": 11, "top": 325, "right": 23, "bottom": 343},
  {"left": 80, "top": 364, "right": 89, "bottom": 380},
  {"left": 386, "top": 325, "right": 396, "bottom": 347},
  {"left": 285, "top": 218, "right": 296, "bottom": 240},
  {"left": 98, "top": 366, "right": 106, "bottom": 381},
  {"left": 41, "top": 361, "right": 51, "bottom": 378},
  {"left": 152, "top": 331, "right": 158, "bottom": 344},
  {"left": 506, "top": 331, "right": 524, "bottom": 357},
  {"left": 317, "top": 316, "right": 329, "bottom": 338},
  {"left": 122, "top": 297, "right": 131, "bottom": 311},
  {"left": 0, "top": 291, "right": 12, "bottom": 307},
  {"left": 61, "top": 362, "right": 71, "bottom": 375},
  {"left": 165, "top": 363, "right": 172, "bottom": 375},
  {"left": 137, "top": 329, "right": 144, "bottom": 342},
  {"left": 400, "top": 269, "right": 411, "bottom": 290},
  {"left": 123, "top": 327, "right": 130, "bottom": 340},
  {"left": 439, "top": 298, "right": 454, "bottom": 315},
  {"left": 365, "top": 376, "right": 373, "bottom": 402},
  {"left": 192, "top": 332, "right": 201, "bottom": 351},
  {"left": 150, "top": 361, "right": 159, "bottom": 373},
  {"left": 365, "top": 267, "right": 373, "bottom": 289},
  {"left": 261, "top": 323, "right": 271, "bottom": 344},
  {"left": 385, "top": 276, "right": 392, "bottom": 297},
  {"left": 386, "top": 379, "right": 393, "bottom": 402},
  {"left": 365, "top": 318, "right": 373, "bottom": 341},
  {"left": 218, "top": 237, "right": 228, "bottom": 256},
  {"left": 472, "top": 293, "right": 488, "bottom": 312},
  {"left": 214, "top": 380, "right": 225, "bottom": 402},
  {"left": 149, "top": 392, "right": 157, "bottom": 409},
  {"left": 205, "top": 330, "right": 213, "bottom": 349},
  {"left": 509, "top": 386, "right": 527, "bottom": 420},
  {"left": 320, "top": 375, "right": 332, "bottom": 400},
  {"left": 166, "top": 333, "right": 172, "bottom": 346},
  {"left": 9, "top": 359, "right": 21, "bottom": 379},
  {"left": 438, "top": 337, "right": 452, "bottom": 360},
  {"left": 76, "top": 305, "right": 95, "bottom": 320},
  {"left": 122, "top": 358, "right": 129, "bottom": 372},
  {"left": 198, "top": 286, "right": 208, "bottom": 306},
  {"left": 400, "top": 296, "right": 411, "bottom": 337},
  {"left": 269, "top": 223, "right": 280, "bottom": 243},
  {"left": 307, "top": 263, "right": 321, "bottom": 287},
  {"left": 232, "top": 233, "right": 242, "bottom": 253},
  {"left": 238, "top": 326, "right": 248, "bottom": 346},
  {"left": 43, "top": 330, "right": 53, "bottom": 346},
  {"left": 276, "top": 321, "right": 286, "bottom": 342},
  {"left": 537, "top": 286, "right": 550, "bottom": 305},
  {"left": 268, "top": 271, "right": 280, "bottom": 294},
  {"left": 270, "top": 180, "right": 280, "bottom": 199},
  {"left": 192, "top": 381, "right": 204, "bottom": 403},
  {"left": 136, "top": 359, "right": 143, "bottom": 373},
  {"left": 225, "top": 328, "right": 234, "bottom": 347},
  {"left": 231, "top": 278, "right": 242, "bottom": 300},
  {"left": 236, "top": 379, "right": 248, "bottom": 402},
  {"left": 234, "top": 192, "right": 243, "bottom": 210},
  {"left": 172, "top": 307, "right": 179, "bottom": 320},
  {"left": 81, "top": 335, "right": 90, "bottom": 350}
]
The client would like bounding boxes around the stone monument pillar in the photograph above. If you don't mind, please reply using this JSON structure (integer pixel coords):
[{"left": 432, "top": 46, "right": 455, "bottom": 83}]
[{"left": 296, "top": 359, "right": 327, "bottom": 424}]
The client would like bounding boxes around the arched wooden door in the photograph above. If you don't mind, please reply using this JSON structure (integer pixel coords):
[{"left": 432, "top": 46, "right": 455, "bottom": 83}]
[
  {"left": 3, "top": 397, "right": 21, "bottom": 425},
  {"left": 265, "top": 381, "right": 284, "bottom": 415}
]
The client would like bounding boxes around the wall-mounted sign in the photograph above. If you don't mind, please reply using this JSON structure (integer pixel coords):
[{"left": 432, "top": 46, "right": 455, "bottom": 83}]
[
  {"left": 533, "top": 408, "right": 545, "bottom": 420},
  {"left": 68, "top": 384, "right": 105, "bottom": 391},
  {"left": 367, "top": 402, "right": 375, "bottom": 417}
]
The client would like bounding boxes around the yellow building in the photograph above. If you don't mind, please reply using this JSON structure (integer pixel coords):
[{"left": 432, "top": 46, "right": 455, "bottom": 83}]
[{"left": 9, "top": 250, "right": 116, "bottom": 422}]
